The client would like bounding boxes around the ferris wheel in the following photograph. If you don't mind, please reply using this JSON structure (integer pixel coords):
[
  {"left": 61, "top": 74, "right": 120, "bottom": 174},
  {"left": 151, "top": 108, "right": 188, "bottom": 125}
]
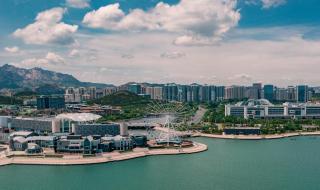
[{"left": 145, "top": 100, "right": 191, "bottom": 146}]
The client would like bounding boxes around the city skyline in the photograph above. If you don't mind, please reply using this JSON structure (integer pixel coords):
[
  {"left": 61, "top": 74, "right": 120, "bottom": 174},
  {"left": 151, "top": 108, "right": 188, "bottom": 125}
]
[{"left": 1, "top": 0, "right": 320, "bottom": 86}]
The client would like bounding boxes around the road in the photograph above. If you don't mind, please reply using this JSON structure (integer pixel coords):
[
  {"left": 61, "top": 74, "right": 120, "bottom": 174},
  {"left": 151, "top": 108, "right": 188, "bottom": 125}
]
[{"left": 189, "top": 106, "right": 207, "bottom": 125}]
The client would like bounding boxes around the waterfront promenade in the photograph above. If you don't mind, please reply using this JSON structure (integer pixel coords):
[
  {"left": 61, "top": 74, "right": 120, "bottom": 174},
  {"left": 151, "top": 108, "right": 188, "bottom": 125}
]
[
  {"left": 0, "top": 142, "right": 207, "bottom": 166},
  {"left": 195, "top": 131, "right": 320, "bottom": 140},
  {"left": 155, "top": 125, "right": 320, "bottom": 140}
]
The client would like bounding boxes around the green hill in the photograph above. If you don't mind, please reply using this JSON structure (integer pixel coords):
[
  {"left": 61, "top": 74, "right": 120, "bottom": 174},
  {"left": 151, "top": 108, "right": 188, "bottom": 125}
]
[
  {"left": 91, "top": 91, "right": 153, "bottom": 121},
  {"left": 91, "top": 91, "right": 151, "bottom": 106},
  {"left": 14, "top": 91, "right": 39, "bottom": 97}
]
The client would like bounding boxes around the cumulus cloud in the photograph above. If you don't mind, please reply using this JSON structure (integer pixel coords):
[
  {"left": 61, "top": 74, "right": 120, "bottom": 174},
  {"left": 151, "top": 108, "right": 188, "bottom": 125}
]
[
  {"left": 82, "top": 0, "right": 240, "bottom": 45},
  {"left": 4, "top": 46, "right": 20, "bottom": 53},
  {"left": 13, "top": 7, "right": 78, "bottom": 45},
  {"left": 13, "top": 52, "right": 65, "bottom": 69},
  {"left": 66, "top": 0, "right": 90, "bottom": 9},
  {"left": 160, "top": 51, "right": 186, "bottom": 59}
]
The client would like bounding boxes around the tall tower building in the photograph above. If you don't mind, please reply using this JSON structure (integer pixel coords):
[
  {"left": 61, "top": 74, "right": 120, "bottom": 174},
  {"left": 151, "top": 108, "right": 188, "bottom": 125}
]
[
  {"left": 128, "top": 84, "right": 142, "bottom": 94},
  {"left": 287, "top": 86, "right": 296, "bottom": 101},
  {"left": 263, "top": 85, "right": 274, "bottom": 102},
  {"left": 215, "top": 86, "right": 225, "bottom": 101},
  {"left": 178, "top": 85, "right": 188, "bottom": 102},
  {"left": 190, "top": 84, "right": 200, "bottom": 102},
  {"left": 163, "top": 83, "right": 178, "bottom": 101},
  {"left": 88, "top": 87, "right": 97, "bottom": 99},
  {"left": 296, "top": 85, "right": 308, "bottom": 103},
  {"left": 200, "top": 85, "right": 211, "bottom": 102},
  {"left": 252, "top": 83, "right": 262, "bottom": 99}
]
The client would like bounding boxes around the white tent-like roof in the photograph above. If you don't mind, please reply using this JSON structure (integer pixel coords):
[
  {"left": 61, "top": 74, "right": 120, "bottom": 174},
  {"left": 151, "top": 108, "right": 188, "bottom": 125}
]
[{"left": 56, "top": 113, "right": 102, "bottom": 122}]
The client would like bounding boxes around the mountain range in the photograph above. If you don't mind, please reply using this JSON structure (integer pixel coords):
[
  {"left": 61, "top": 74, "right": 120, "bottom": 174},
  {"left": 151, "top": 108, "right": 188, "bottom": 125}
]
[{"left": 0, "top": 64, "right": 113, "bottom": 94}]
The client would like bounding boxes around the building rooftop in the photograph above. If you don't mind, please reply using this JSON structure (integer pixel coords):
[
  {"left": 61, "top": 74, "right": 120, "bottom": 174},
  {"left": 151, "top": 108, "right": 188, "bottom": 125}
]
[
  {"left": 12, "top": 116, "right": 55, "bottom": 121},
  {"left": 26, "top": 136, "right": 56, "bottom": 141},
  {"left": 12, "top": 136, "right": 27, "bottom": 143},
  {"left": 10, "top": 131, "right": 35, "bottom": 137},
  {"left": 56, "top": 113, "right": 102, "bottom": 122},
  {"left": 236, "top": 99, "right": 274, "bottom": 107}
]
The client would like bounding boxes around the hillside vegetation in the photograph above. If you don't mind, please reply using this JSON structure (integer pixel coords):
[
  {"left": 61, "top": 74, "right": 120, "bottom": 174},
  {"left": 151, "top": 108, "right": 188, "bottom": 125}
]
[
  {"left": 90, "top": 91, "right": 151, "bottom": 106},
  {"left": 0, "top": 96, "right": 23, "bottom": 105},
  {"left": 90, "top": 91, "right": 152, "bottom": 122}
]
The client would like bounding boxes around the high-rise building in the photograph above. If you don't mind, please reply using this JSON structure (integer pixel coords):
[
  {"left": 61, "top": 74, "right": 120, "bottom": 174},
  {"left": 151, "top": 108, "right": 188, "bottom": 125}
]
[
  {"left": 189, "top": 84, "right": 201, "bottom": 102},
  {"left": 146, "top": 86, "right": 163, "bottom": 100},
  {"left": 88, "top": 87, "right": 97, "bottom": 99},
  {"left": 200, "top": 85, "right": 211, "bottom": 102},
  {"left": 153, "top": 87, "right": 163, "bottom": 100},
  {"left": 287, "top": 86, "right": 296, "bottom": 102},
  {"left": 163, "top": 83, "right": 178, "bottom": 101},
  {"left": 65, "top": 88, "right": 81, "bottom": 103},
  {"left": 103, "top": 87, "right": 117, "bottom": 96},
  {"left": 215, "top": 86, "right": 225, "bottom": 101},
  {"left": 263, "top": 85, "right": 274, "bottom": 102},
  {"left": 96, "top": 89, "right": 104, "bottom": 99},
  {"left": 251, "top": 83, "right": 262, "bottom": 99},
  {"left": 78, "top": 87, "right": 86, "bottom": 95},
  {"left": 225, "top": 86, "right": 245, "bottom": 100},
  {"left": 296, "top": 85, "right": 308, "bottom": 103},
  {"left": 128, "top": 84, "right": 142, "bottom": 94},
  {"left": 275, "top": 88, "right": 288, "bottom": 101},
  {"left": 177, "top": 85, "right": 188, "bottom": 102}
]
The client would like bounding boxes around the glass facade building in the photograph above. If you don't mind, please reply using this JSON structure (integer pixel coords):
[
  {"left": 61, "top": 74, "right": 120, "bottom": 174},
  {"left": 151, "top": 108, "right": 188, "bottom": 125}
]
[
  {"left": 263, "top": 85, "right": 274, "bottom": 102},
  {"left": 36, "top": 95, "right": 65, "bottom": 110}
]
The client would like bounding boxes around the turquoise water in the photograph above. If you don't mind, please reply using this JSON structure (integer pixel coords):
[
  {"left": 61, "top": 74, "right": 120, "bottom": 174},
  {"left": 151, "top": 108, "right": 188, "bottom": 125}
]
[{"left": 1, "top": 137, "right": 320, "bottom": 190}]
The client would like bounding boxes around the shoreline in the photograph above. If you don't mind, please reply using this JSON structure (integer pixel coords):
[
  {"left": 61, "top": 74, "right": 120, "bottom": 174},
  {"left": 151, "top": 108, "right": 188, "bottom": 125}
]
[
  {"left": 195, "top": 131, "right": 320, "bottom": 140},
  {"left": 155, "top": 126, "right": 320, "bottom": 140},
  {"left": 0, "top": 142, "right": 207, "bottom": 167}
]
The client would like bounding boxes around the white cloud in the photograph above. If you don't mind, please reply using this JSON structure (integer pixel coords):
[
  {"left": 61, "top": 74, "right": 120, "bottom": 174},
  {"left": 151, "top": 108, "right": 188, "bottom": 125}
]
[
  {"left": 13, "top": 7, "right": 78, "bottom": 45},
  {"left": 262, "top": 0, "right": 286, "bottom": 8},
  {"left": 6, "top": 27, "right": 320, "bottom": 86},
  {"left": 62, "top": 29, "right": 320, "bottom": 86},
  {"left": 66, "top": 0, "right": 90, "bottom": 9},
  {"left": 82, "top": 0, "right": 240, "bottom": 45},
  {"left": 4, "top": 46, "right": 20, "bottom": 53},
  {"left": 161, "top": 51, "right": 186, "bottom": 59},
  {"left": 12, "top": 52, "right": 65, "bottom": 69},
  {"left": 68, "top": 49, "right": 80, "bottom": 57},
  {"left": 245, "top": 0, "right": 286, "bottom": 9},
  {"left": 83, "top": 3, "right": 125, "bottom": 29},
  {"left": 45, "top": 52, "right": 65, "bottom": 64}
]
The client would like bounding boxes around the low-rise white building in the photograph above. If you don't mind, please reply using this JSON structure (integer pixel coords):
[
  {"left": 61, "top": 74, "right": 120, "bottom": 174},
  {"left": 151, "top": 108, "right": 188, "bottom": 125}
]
[{"left": 225, "top": 99, "right": 320, "bottom": 119}]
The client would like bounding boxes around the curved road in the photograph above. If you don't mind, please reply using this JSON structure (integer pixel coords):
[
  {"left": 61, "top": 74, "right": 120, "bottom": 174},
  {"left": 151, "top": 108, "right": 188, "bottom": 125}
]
[{"left": 189, "top": 106, "right": 207, "bottom": 125}]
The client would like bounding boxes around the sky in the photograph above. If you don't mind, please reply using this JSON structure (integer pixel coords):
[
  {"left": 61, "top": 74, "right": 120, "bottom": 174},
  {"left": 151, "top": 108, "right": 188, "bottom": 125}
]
[{"left": 1, "top": 0, "right": 320, "bottom": 86}]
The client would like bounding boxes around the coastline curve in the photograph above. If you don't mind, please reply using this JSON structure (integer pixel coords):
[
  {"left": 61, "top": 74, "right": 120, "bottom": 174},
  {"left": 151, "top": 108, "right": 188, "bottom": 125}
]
[{"left": 0, "top": 142, "right": 207, "bottom": 167}]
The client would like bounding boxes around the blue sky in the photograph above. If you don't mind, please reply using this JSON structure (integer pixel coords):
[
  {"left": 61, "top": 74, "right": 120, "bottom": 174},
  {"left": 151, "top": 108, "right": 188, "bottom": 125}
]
[{"left": 1, "top": 0, "right": 320, "bottom": 86}]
